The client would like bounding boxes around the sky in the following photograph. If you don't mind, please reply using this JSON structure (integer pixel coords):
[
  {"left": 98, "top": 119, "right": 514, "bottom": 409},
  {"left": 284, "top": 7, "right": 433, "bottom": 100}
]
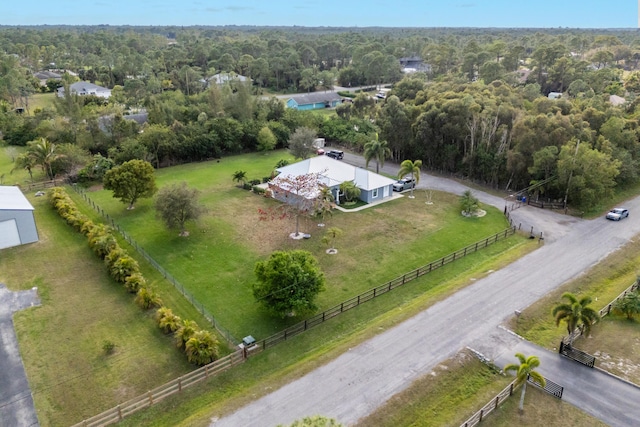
[{"left": 2, "top": 0, "right": 638, "bottom": 28}]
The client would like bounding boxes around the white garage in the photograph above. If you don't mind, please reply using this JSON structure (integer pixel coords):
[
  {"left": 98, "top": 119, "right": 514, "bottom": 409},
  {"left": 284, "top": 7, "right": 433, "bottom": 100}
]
[{"left": 0, "top": 186, "right": 39, "bottom": 250}]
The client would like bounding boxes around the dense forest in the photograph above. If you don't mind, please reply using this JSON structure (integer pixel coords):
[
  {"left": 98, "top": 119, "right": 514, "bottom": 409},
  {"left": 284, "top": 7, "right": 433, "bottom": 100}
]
[{"left": 2, "top": 26, "right": 640, "bottom": 208}]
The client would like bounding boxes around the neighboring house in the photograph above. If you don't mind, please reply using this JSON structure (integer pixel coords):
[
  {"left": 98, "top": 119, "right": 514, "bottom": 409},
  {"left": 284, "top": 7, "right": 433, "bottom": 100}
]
[
  {"left": 399, "top": 56, "right": 432, "bottom": 74},
  {"left": 98, "top": 110, "right": 149, "bottom": 133},
  {"left": 286, "top": 92, "right": 343, "bottom": 110},
  {"left": 548, "top": 92, "right": 562, "bottom": 99},
  {"left": 201, "top": 73, "right": 250, "bottom": 88},
  {"left": 609, "top": 94, "right": 626, "bottom": 107},
  {"left": 0, "top": 186, "right": 39, "bottom": 250},
  {"left": 33, "top": 71, "right": 62, "bottom": 87},
  {"left": 270, "top": 155, "right": 396, "bottom": 205},
  {"left": 57, "top": 81, "right": 112, "bottom": 99}
]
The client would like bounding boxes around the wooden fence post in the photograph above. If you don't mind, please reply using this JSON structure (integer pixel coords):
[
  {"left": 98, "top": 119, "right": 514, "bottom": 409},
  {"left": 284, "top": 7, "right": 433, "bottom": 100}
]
[
  {"left": 479, "top": 409, "right": 484, "bottom": 422},
  {"left": 495, "top": 395, "right": 499, "bottom": 409},
  {"left": 148, "top": 390, "right": 153, "bottom": 404},
  {"left": 509, "top": 382, "right": 514, "bottom": 395},
  {"left": 178, "top": 377, "right": 182, "bottom": 392},
  {"left": 118, "top": 405, "right": 122, "bottom": 420}
]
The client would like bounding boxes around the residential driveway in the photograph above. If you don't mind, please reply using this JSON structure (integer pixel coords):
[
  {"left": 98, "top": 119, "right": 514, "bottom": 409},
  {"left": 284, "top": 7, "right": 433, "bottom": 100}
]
[
  {"left": 211, "top": 157, "right": 640, "bottom": 427},
  {"left": 0, "top": 284, "right": 40, "bottom": 427},
  {"left": 492, "top": 337, "right": 640, "bottom": 427}
]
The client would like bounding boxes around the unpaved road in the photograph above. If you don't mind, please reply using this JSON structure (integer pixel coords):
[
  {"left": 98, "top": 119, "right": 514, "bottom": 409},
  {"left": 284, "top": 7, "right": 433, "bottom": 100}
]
[{"left": 211, "top": 157, "right": 639, "bottom": 427}]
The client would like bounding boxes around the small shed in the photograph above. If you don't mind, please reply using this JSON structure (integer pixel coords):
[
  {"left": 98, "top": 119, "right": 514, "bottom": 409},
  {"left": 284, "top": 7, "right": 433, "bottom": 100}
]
[{"left": 0, "top": 186, "right": 39, "bottom": 250}]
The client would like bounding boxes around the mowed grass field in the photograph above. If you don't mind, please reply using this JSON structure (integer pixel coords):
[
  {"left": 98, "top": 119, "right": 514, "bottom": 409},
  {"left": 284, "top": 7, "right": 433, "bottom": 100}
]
[
  {"left": 82, "top": 150, "right": 518, "bottom": 340},
  {"left": 0, "top": 147, "right": 536, "bottom": 426},
  {"left": 1, "top": 195, "right": 196, "bottom": 426}
]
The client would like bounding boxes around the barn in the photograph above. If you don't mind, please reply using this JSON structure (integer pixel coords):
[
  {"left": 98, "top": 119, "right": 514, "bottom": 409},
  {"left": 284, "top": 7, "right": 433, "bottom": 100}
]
[{"left": 0, "top": 186, "right": 39, "bottom": 250}]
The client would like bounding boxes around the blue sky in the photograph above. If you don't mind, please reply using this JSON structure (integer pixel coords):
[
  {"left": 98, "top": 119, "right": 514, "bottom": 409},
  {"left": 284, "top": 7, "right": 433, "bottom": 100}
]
[{"left": 2, "top": 0, "right": 637, "bottom": 28}]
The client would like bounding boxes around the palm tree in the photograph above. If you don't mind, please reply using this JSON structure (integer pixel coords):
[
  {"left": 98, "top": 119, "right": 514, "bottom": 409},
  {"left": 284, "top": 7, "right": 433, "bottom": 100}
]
[
  {"left": 503, "top": 353, "right": 546, "bottom": 414},
  {"left": 26, "top": 137, "right": 63, "bottom": 180},
  {"left": 614, "top": 292, "right": 640, "bottom": 320},
  {"left": 460, "top": 190, "right": 480, "bottom": 216},
  {"left": 232, "top": 170, "right": 247, "bottom": 187},
  {"left": 397, "top": 159, "right": 422, "bottom": 198},
  {"left": 156, "top": 307, "right": 182, "bottom": 334},
  {"left": 185, "top": 330, "right": 219, "bottom": 366},
  {"left": 11, "top": 153, "right": 36, "bottom": 182},
  {"left": 339, "top": 180, "right": 361, "bottom": 203},
  {"left": 322, "top": 227, "right": 343, "bottom": 254},
  {"left": 175, "top": 319, "right": 199, "bottom": 350},
  {"left": 552, "top": 292, "right": 600, "bottom": 344},
  {"left": 363, "top": 134, "right": 391, "bottom": 174}
]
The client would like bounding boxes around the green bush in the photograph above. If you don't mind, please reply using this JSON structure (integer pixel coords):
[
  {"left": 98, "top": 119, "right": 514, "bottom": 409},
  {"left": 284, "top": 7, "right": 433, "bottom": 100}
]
[
  {"left": 109, "top": 254, "right": 140, "bottom": 283},
  {"left": 185, "top": 330, "right": 219, "bottom": 366},
  {"left": 135, "top": 286, "right": 163, "bottom": 310},
  {"left": 242, "top": 182, "right": 252, "bottom": 190},
  {"left": 337, "top": 91, "right": 356, "bottom": 98},
  {"left": 156, "top": 307, "right": 182, "bottom": 334},
  {"left": 124, "top": 273, "right": 146, "bottom": 293},
  {"left": 253, "top": 186, "right": 266, "bottom": 194},
  {"left": 248, "top": 179, "right": 261, "bottom": 186}
]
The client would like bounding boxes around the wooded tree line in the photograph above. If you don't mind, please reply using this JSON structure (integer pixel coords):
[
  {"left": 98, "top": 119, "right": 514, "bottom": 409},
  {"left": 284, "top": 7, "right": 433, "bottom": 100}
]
[{"left": 3, "top": 26, "right": 640, "bottom": 208}]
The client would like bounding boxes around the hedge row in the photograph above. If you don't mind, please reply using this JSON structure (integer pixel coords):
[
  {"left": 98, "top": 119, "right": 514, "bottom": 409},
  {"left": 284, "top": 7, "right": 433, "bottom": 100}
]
[{"left": 48, "top": 187, "right": 219, "bottom": 365}]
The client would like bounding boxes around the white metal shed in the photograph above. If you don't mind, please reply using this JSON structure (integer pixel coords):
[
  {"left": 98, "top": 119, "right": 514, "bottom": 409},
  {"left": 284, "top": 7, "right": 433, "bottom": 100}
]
[{"left": 0, "top": 186, "right": 39, "bottom": 250}]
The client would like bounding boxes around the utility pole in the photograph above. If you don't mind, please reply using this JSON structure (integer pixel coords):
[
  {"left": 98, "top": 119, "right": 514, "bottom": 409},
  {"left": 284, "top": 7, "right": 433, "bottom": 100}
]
[{"left": 563, "top": 140, "right": 580, "bottom": 209}]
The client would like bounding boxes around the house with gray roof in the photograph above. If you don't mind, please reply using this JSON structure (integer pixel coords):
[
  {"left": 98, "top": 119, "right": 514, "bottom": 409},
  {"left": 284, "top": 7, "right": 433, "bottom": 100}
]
[
  {"left": 57, "top": 81, "right": 112, "bottom": 99},
  {"left": 33, "top": 71, "right": 62, "bottom": 86},
  {"left": 202, "top": 72, "right": 250, "bottom": 88},
  {"left": 0, "top": 186, "right": 38, "bottom": 250},
  {"left": 286, "top": 92, "right": 343, "bottom": 110},
  {"left": 270, "top": 155, "right": 396, "bottom": 205}
]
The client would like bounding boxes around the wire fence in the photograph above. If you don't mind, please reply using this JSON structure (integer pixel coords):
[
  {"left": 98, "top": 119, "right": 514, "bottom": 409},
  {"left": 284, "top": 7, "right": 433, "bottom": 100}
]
[{"left": 69, "top": 185, "right": 239, "bottom": 346}]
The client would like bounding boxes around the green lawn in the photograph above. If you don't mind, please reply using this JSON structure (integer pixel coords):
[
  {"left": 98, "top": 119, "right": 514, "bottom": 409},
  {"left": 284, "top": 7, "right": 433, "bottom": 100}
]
[
  {"left": 3, "top": 195, "right": 196, "bottom": 426},
  {"left": 0, "top": 148, "right": 536, "bottom": 426},
  {"left": 28, "top": 92, "right": 57, "bottom": 114},
  {"left": 81, "top": 151, "right": 516, "bottom": 340}
]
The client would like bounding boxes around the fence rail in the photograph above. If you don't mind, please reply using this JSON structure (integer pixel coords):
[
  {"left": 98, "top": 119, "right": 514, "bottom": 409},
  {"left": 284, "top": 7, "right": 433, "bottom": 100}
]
[
  {"left": 460, "top": 380, "right": 516, "bottom": 427},
  {"left": 72, "top": 350, "right": 246, "bottom": 427},
  {"left": 460, "top": 374, "right": 561, "bottom": 427},
  {"left": 256, "top": 227, "right": 516, "bottom": 352},
  {"left": 69, "top": 185, "right": 239, "bottom": 346},
  {"left": 19, "top": 179, "right": 64, "bottom": 191}
]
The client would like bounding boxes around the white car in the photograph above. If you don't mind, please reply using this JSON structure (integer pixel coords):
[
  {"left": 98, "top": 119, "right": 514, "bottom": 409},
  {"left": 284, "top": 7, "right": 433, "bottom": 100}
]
[{"left": 606, "top": 208, "right": 629, "bottom": 221}]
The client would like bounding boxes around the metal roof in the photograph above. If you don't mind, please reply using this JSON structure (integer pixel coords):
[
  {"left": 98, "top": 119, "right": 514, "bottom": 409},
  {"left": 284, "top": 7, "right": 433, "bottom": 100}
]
[{"left": 0, "top": 186, "right": 35, "bottom": 211}]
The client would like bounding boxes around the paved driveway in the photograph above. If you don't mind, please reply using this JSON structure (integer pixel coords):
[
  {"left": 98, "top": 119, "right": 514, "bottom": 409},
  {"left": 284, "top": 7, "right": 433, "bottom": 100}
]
[
  {"left": 0, "top": 284, "right": 40, "bottom": 427},
  {"left": 211, "top": 157, "right": 640, "bottom": 427},
  {"left": 492, "top": 338, "right": 640, "bottom": 427}
]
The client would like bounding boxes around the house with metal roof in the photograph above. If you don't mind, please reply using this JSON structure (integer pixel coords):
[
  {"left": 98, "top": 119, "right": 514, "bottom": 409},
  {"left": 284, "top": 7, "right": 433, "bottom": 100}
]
[
  {"left": 57, "top": 81, "right": 112, "bottom": 99},
  {"left": 202, "top": 73, "right": 250, "bottom": 88},
  {"left": 286, "top": 92, "right": 343, "bottom": 110},
  {"left": 0, "top": 186, "right": 39, "bottom": 250},
  {"left": 270, "top": 155, "right": 396, "bottom": 205}
]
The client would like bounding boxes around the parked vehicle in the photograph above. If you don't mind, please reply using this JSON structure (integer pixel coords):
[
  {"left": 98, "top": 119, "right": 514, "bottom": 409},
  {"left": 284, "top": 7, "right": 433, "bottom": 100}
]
[
  {"left": 606, "top": 208, "right": 629, "bottom": 221},
  {"left": 326, "top": 150, "right": 344, "bottom": 160},
  {"left": 393, "top": 178, "right": 416, "bottom": 192}
]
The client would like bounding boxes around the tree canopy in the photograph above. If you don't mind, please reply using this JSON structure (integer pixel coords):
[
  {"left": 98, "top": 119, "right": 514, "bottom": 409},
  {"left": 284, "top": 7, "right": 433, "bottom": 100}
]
[
  {"left": 103, "top": 159, "right": 157, "bottom": 209},
  {"left": 154, "top": 182, "right": 204, "bottom": 235},
  {"left": 253, "top": 250, "right": 325, "bottom": 318}
]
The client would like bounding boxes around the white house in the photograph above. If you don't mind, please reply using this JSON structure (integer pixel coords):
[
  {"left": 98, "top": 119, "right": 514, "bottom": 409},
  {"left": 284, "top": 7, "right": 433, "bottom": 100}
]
[
  {"left": 57, "top": 81, "right": 112, "bottom": 99},
  {"left": 0, "top": 186, "right": 39, "bottom": 250},
  {"left": 270, "top": 156, "right": 396, "bottom": 205}
]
